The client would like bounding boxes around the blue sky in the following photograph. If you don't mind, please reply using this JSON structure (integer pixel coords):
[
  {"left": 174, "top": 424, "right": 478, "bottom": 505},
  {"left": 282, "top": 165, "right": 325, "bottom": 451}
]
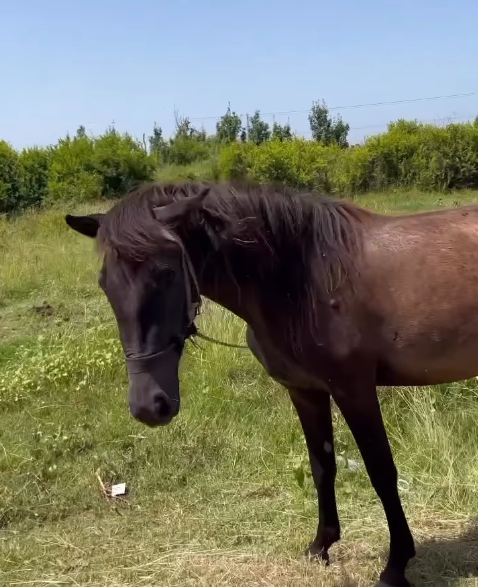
[{"left": 2, "top": 0, "right": 478, "bottom": 149}]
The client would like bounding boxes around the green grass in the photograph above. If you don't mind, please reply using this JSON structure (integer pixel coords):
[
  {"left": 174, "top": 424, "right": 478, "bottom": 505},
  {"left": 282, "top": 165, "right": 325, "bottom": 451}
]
[
  {"left": 2, "top": 190, "right": 478, "bottom": 586},
  {"left": 356, "top": 188, "right": 478, "bottom": 214},
  {"left": 156, "top": 160, "right": 220, "bottom": 183}
]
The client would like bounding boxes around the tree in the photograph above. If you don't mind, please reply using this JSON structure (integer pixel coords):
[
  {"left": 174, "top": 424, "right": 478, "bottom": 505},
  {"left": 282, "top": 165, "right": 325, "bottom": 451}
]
[
  {"left": 76, "top": 125, "right": 87, "bottom": 139},
  {"left": 216, "top": 103, "right": 244, "bottom": 143},
  {"left": 308, "top": 100, "right": 349, "bottom": 148},
  {"left": 174, "top": 110, "right": 194, "bottom": 138},
  {"left": 330, "top": 115, "right": 349, "bottom": 148},
  {"left": 164, "top": 109, "right": 211, "bottom": 165},
  {"left": 272, "top": 121, "right": 293, "bottom": 142},
  {"left": 249, "top": 110, "right": 271, "bottom": 145},
  {"left": 173, "top": 109, "right": 206, "bottom": 141},
  {"left": 148, "top": 123, "right": 168, "bottom": 160}
]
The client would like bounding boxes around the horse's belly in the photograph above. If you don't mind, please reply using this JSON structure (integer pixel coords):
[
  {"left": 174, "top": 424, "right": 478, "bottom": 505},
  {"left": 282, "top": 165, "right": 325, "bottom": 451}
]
[{"left": 378, "top": 342, "right": 478, "bottom": 386}]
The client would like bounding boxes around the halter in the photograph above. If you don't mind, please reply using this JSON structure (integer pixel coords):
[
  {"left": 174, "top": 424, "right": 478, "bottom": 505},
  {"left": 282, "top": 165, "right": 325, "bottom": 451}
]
[
  {"left": 125, "top": 238, "right": 247, "bottom": 372},
  {"left": 179, "top": 240, "right": 248, "bottom": 350}
]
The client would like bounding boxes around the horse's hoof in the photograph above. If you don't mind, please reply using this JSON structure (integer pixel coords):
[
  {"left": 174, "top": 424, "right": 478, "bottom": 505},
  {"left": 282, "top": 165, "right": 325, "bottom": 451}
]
[{"left": 304, "top": 543, "right": 329, "bottom": 565}]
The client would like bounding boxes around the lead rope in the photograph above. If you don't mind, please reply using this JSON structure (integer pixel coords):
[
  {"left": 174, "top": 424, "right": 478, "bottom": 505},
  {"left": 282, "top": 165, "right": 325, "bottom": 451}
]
[
  {"left": 193, "top": 330, "right": 249, "bottom": 349},
  {"left": 179, "top": 239, "right": 249, "bottom": 351}
]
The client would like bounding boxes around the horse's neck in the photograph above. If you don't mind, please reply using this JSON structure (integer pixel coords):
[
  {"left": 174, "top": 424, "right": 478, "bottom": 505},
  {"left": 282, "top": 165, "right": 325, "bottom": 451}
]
[
  {"left": 194, "top": 247, "right": 260, "bottom": 324},
  {"left": 188, "top": 222, "right": 311, "bottom": 360},
  {"left": 186, "top": 225, "right": 268, "bottom": 325}
]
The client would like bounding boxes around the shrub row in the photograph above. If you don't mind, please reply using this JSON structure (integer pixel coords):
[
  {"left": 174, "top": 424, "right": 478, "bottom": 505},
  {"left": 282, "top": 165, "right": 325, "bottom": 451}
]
[
  {"left": 0, "top": 129, "right": 156, "bottom": 214},
  {"left": 217, "top": 119, "right": 478, "bottom": 194},
  {"left": 2, "top": 119, "right": 478, "bottom": 214}
]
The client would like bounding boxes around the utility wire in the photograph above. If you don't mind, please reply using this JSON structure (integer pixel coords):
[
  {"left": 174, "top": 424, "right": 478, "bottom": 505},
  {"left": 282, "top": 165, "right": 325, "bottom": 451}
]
[{"left": 188, "top": 91, "right": 478, "bottom": 122}]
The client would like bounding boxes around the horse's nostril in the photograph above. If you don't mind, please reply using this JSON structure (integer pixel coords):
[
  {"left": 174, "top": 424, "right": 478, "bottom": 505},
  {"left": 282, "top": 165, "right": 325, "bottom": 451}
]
[{"left": 154, "top": 394, "right": 172, "bottom": 419}]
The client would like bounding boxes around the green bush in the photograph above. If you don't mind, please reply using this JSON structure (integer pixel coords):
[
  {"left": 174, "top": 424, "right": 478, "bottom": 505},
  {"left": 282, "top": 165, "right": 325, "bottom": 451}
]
[
  {"left": 3, "top": 118, "right": 478, "bottom": 214},
  {"left": 359, "top": 121, "right": 478, "bottom": 192},
  {"left": 217, "top": 141, "right": 253, "bottom": 179},
  {"left": 219, "top": 140, "right": 341, "bottom": 192},
  {"left": 47, "top": 130, "right": 156, "bottom": 204},
  {"left": 165, "top": 136, "right": 213, "bottom": 166},
  {"left": 0, "top": 141, "right": 23, "bottom": 214},
  {"left": 219, "top": 122, "right": 478, "bottom": 195},
  {"left": 330, "top": 145, "right": 374, "bottom": 194},
  {"left": 0, "top": 129, "right": 157, "bottom": 212},
  {"left": 47, "top": 135, "right": 100, "bottom": 204},
  {"left": 415, "top": 123, "right": 478, "bottom": 190},
  {"left": 93, "top": 129, "right": 156, "bottom": 197},
  {"left": 248, "top": 140, "right": 341, "bottom": 191},
  {"left": 19, "top": 147, "right": 52, "bottom": 208}
]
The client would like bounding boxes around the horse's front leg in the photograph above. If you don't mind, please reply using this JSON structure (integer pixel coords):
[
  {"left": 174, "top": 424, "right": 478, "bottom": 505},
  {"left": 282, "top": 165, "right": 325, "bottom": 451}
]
[
  {"left": 332, "top": 375, "right": 415, "bottom": 587},
  {"left": 288, "top": 388, "right": 340, "bottom": 563}
]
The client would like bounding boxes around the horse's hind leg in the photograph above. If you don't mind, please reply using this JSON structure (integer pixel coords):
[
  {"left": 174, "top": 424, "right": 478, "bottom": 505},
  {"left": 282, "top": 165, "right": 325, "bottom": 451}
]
[
  {"left": 332, "top": 376, "right": 415, "bottom": 587},
  {"left": 288, "top": 388, "right": 340, "bottom": 563}
]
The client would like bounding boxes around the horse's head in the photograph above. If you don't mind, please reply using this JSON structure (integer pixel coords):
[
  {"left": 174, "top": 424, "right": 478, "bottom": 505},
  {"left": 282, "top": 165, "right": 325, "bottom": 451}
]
[{"left": 65, "top": 187, "right": 209, "bottom": 427}]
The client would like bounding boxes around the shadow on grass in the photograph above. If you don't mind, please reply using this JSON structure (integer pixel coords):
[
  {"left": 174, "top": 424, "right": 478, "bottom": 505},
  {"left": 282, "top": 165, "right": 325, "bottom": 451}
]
[{"left": 406, "top": 517, "right": 478, "bottom": 586}]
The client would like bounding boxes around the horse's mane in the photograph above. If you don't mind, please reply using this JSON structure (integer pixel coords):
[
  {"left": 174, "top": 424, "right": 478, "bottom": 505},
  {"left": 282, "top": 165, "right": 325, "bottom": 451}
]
[{"left": 98, "top": 180, "right": 368, "bottom": 348}]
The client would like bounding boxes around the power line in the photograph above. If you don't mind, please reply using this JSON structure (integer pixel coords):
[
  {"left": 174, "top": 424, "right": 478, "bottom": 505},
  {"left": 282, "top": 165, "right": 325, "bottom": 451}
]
[{"left": 188, "top": 91, "right": 478, "bottom": 122}]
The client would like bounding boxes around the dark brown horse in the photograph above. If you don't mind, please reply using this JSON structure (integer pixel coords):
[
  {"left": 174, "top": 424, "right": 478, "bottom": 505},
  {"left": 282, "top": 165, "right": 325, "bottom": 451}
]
[{"left": 65, "top": 181, "right": 478, "bottom": 587}]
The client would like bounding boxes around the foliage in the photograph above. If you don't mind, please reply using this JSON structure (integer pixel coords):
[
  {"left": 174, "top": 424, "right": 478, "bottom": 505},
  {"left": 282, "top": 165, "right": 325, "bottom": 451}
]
[
  {"left": 46, "top": 134, "right": 101, "bottom": 204},
  {"left": 165, "top": 136, "right": 212, "bottom": 166},
  {"left": 248, "top": 110, "right": 271, "bottom": 145},
  {"left": 219, "top": 140, "right": 340, "bottom": 191},
  {"left": 353, "top": 120, "right": 478, "bottom": 192},
  {"left": 173, "top": 111, "right": 205, "bottom": 141},
  {"left": 219, "top": 120, "right": 478, "bottom": 195},
  {"left": 76, "top": 125, "right": 87, "bottom": 139},
  {"left": 4, "top": 110, "right": 478, "bottom": 214},
  {"left": 216, "top": 103, "right": 244, "bottom": 143},
  {"left": 0, "top": 141, "right": 24, "bottom": 214},
  {"left": 0, "top": 142, "right": 51, "bottom": 213},
  {"left": 217, "top": 141, "right": 254, "bottom": 180},
  {"left": 93, "top": 127, "right": 156, "bottom": 198},
  {"left": 308, "top": 99, "right": 350, "bottom": 148},
  {"left": 19, "top": 147, "right": 52, "bottom": 208},
  {"left": 272, "top": 121, "right": 293, "bottom": 142},
  {"left": 148, "top": 123, "right": 168, "bottom": 163},
  {"left": 0, "top": 128, "right": 156, "bottom": 211},
  {"left": 248, "top": 140, "right": 340, "bottom": 191},
  {"left": 153, "top": 113, "right": 214, "bottom": 166}
]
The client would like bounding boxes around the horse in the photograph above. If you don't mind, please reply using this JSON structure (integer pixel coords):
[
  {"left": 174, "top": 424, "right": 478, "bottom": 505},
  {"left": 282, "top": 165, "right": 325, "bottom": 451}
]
[{"left": 65, "top": 180, "right": 478, "bottom": 587}]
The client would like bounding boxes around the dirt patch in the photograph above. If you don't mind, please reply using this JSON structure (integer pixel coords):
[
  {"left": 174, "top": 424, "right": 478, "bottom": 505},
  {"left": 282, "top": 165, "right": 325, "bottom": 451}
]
[{"left": 31, "top": 301, "right": 55, "bottom": 317}]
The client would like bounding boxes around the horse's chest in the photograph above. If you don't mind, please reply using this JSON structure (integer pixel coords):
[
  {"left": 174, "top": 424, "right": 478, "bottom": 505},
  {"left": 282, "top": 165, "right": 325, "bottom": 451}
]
[{"left": 246, "top": 327, "right": 331, "bottom": 392}]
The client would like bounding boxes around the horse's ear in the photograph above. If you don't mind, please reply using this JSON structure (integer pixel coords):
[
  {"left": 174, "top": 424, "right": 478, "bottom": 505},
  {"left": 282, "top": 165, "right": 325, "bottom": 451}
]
[
  {"left": 65, "top": 213, "right": 104, "bottom": 238},
  {"left": 153, "top": 186, "right": 210, "bottom": 225}
]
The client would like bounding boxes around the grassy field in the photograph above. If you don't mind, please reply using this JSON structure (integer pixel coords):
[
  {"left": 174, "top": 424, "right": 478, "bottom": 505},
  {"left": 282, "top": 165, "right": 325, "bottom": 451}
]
[{"left": 2, "top": 190, "right": 478, "bottom": 587}]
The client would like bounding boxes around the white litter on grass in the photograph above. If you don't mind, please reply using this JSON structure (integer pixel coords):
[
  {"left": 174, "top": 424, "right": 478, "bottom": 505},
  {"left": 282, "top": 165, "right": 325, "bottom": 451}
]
[
  {"left": 337, "top": 455, "right": 363, "bottom": 471},
  {"left": 111, "top": 483, "right": 127, "bottom": 497}
]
